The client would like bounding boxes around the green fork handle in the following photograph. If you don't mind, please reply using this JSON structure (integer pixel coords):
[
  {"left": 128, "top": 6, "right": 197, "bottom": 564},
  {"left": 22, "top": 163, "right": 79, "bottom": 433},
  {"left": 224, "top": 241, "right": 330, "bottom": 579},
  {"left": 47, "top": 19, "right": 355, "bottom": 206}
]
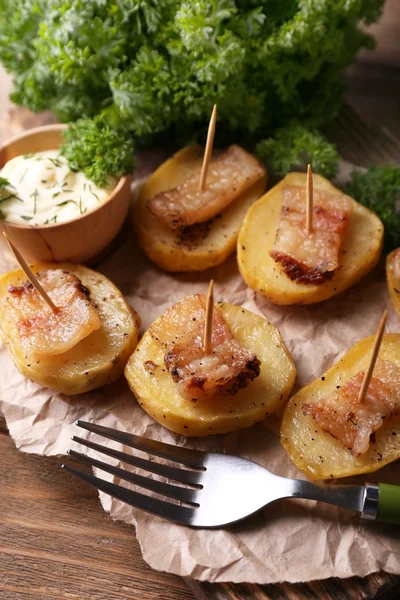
[{"left": 376, "top": 484, "right": 400, "bottom": 525}]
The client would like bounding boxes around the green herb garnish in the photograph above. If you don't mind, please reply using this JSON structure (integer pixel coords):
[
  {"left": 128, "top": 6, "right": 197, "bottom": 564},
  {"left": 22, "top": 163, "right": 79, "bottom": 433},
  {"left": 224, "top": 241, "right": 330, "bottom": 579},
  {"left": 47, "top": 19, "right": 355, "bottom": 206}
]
[
  {"left": 47, "top": 156, "right": 63, "bottom": 168},
  {"left": 0, "top": 194, "right": 22, "bottom": 203},
  {"left": 51, "top": 173, "right": 70, "bottom": 189},
  {"left": 0, "top": 178, "right": 20, "bottom": 203},
  {"left": 21, "top": 215, "right": 33, "bottom": 221},
  {"left": 78, "top": 196, "right": 87, "bottom": 214},
  {"left": 346, "top": 165, "right": 400, "bottom": 251},
  {"left": 23, "top": 152, "right": 35, "bottom": 160},
  {"left": 256, "top": 124, "right": 339, "bottom": 179},
  {"left": 30, "top": 188, "right": 39, "bottom": 215},
  {"left": 0, "top": 1, "right": 386, "bottom": 182},
  {"left": 51, "top": 214, "right": 58, "bottom": 223},
  {"left": 56, "top": 199, "right": 78, "bottom": 207},
  {"left": 0, "top": 177, "right": 11, "bottom": 189},
  {"left": 61, "top": 116, "right": 134, "bottom": 187},
  {"left": 19, "top": 168, "right": 29, "bottom": 183}
]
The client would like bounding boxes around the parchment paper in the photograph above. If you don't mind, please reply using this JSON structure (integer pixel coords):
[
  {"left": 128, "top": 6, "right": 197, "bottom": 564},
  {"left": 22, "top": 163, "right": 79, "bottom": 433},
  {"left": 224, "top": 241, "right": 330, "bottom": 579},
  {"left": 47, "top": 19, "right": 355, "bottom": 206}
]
[{"left": 0, "top": 164, "right": 400, "bottom": 585}]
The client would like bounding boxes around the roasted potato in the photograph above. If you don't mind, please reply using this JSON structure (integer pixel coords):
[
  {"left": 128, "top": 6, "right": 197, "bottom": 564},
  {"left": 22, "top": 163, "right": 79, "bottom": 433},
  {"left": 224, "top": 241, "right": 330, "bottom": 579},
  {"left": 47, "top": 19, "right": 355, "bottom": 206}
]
[
  {"left": 237, "top": 172, "right": 383, "bottom": 305},
  {"left": 387, "top": 249, "right": 400, "bottom": 316},
  {"left": 281, "top": 334, "right": 400, "bottom": 479},
  {"left": 0, "top": 263, "right": 140, "bottom": 395},
  {"left": 125, "top": 302, "right": 296, "bottom": 436},
  {"left": 133, "top": 145, "right": 266, "bottom": 272}
]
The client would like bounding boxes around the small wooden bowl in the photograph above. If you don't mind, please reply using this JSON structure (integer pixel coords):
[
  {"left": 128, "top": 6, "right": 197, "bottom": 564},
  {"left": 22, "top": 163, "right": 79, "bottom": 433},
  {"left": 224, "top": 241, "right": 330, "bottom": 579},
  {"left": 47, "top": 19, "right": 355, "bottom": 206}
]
[{"left": 0, "top": 124, "right": 132, "bottom": 264}]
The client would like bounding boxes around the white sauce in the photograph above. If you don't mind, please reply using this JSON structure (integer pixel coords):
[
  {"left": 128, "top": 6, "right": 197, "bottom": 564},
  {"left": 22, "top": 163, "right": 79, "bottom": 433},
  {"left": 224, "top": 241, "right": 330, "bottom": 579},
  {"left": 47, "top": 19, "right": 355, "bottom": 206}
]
[{"left": 0, "top": 150, "right": 117, "bottom": 225}]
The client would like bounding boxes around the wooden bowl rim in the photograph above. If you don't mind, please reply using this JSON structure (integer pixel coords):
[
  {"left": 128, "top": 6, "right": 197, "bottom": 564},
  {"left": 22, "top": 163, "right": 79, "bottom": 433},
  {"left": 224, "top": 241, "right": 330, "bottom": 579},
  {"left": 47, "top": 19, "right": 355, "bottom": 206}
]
[{"left": 0, "top": 123, "right": 130, "bottom": 230}]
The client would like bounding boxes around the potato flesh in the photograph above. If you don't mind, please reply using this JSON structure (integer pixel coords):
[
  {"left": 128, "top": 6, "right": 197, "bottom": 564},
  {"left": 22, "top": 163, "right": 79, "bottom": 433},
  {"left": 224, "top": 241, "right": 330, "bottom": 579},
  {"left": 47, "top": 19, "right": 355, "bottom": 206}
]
[
  {"left": 125, "top": 303, "right": 296, "bottom": 436},
  {"left": 387, "top": 249, "right": 400, "bottom": 316},
  {"left": 134, "top": 145, "right": 266, "bottom": 272},
  {"left": 0, "top": 263, "right": 140, "bottom": 395},
  {"left": 281, "top": 334, "right": 400, "bottom": 479},
  {"left": 238, "top": 172, "right": 383, "bottom": 305}
]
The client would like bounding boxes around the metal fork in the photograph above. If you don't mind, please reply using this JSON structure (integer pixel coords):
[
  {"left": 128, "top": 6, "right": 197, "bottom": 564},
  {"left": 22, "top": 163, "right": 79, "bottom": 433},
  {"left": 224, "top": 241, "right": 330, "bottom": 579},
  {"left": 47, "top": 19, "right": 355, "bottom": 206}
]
[{"left": 62, "top": 421, "right": 400, "bottom": 527}]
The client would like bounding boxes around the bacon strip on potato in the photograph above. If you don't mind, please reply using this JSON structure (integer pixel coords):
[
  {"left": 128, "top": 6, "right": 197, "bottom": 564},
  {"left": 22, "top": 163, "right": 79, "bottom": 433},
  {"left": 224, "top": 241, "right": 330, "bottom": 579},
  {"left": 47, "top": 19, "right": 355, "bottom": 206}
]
[
  {"left": 147, "top": 145, "right": 265, "bottom": 229},
  {"left": 270, "top": 185, "right": 351, "bottom": 284},
  {"left": 149, "top": 293, "right": 260, "bottom": 400},
  {"left": 7, "top": 269, "right": 101, "bottom": 361},
  {"left": 303, "top": 360, "right": 400, "bottom": 456}
]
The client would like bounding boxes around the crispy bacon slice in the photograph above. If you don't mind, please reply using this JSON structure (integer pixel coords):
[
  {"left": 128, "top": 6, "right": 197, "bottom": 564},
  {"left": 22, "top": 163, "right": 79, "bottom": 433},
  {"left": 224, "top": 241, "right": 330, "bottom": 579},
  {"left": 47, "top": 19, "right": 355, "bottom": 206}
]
[
  {"left": 303, "top": 360, "right": 400, "bottom": 456},
  {"left": 7, "top": 269, "right": 101, "bottom": 361},
  {"left": 270, "top": 185, "right": 352, "bottom": 284},
  {"left": 149, "top": 294, "right": 260, "bottom": 400},
  {"left": 147, "top": 145, "right": 265, "bottom": 229}
]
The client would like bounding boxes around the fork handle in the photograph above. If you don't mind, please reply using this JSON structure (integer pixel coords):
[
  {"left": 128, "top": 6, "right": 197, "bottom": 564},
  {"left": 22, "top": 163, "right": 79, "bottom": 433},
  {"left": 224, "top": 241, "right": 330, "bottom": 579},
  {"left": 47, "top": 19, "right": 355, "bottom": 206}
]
[
  {"left": 290, "top": 479, "right": 400, "bottom": 525},
  {"left": 375, "top": 484, "right": 400, "bottom": 525}
]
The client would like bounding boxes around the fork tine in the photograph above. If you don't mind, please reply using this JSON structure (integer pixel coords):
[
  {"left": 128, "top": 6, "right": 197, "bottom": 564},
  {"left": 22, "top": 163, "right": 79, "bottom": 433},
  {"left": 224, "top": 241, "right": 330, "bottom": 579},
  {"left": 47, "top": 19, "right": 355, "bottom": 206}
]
[
  {"left": 76, "top": 421, "right": 205, "bottom": 469},
  {"left": 69, "top": 449, "right": 199, "bottom": 505},
  {"left": 61, "top": 463, "right": 195, "bottom": 526},
  {"left": 72, "top": 436, "right": 203, "bottom": 487}
]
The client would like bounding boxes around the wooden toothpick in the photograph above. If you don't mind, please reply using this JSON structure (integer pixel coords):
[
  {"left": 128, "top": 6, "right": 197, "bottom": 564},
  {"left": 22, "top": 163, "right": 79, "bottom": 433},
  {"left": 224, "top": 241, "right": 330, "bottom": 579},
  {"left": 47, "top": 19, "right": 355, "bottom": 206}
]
[
  {"left": 3, "top": 232, "right": 58, "bottom": 313},
  {"left": 203, "top": 279, "right": 214, "bottom": 354},
  {"left": 306, "top": 164, "right": 313, "bottom": 233},
  {"left": 357, "top": 310, "right": 387, "bottom": 404},
  {"left": 198, "top": 105, "right": 217, "bottom": 192}
]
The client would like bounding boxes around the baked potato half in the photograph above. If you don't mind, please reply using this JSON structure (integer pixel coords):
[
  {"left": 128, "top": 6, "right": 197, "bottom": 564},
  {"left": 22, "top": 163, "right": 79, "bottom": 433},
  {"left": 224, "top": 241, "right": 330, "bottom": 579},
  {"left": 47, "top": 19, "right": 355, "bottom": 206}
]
[
  {"left": 0, "top": 263, "right": 140, "bottom": 395},
  {"left": 133, "top": 146, "right": 266, "bottom": 272},
  {"left": 387, "top": 249, "right": 400, "bottom": 316},
  {"left": 237, "top": 172, "right": 383, "bottom": 305},
  {"left": 125, "top": 302, "right": 296, "bottom": 436},
  {"left": 281, "top": 334, "right": 400, "bottom": 480}
]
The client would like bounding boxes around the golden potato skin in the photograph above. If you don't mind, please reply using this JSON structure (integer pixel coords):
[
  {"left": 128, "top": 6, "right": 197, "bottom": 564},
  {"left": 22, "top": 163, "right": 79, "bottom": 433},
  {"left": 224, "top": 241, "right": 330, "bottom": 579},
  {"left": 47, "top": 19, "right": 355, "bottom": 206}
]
[
  {"left": 281, "top": 334, "right": 400, "bottom": 480},
  {"left": 0, "top": 263, "right": 140, "bottom": 395},
  {"left": 134, "top": 146, "right": 266, "bottom": 272},
  {"left": 125, "top": 303, "right": 296, "bottom": 436},
  {"left": 387, "top": 249, "right": 400, "bottom": 316},
  {"left": 237, "top": 172, "right": 383, "bottom": 305}
]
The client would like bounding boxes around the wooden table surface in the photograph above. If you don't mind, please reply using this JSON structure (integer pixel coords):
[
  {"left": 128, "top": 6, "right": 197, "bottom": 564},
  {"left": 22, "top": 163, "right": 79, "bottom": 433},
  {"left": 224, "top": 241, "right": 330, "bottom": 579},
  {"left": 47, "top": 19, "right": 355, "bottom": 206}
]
[{"left": 1, "top": 5, "right": 400, "bottom": 598}]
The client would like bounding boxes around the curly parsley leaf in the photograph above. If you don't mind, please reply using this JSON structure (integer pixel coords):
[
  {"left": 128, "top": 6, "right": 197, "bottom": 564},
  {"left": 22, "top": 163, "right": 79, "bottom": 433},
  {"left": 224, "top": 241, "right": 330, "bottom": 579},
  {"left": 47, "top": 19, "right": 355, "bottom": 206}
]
[
  {"left": 256, "top": 124, "right": 339, "bottom": 179},
  {"left": 60, "top": 116, "right": 135, "bottom": 187},
  {"left": 346, "top": 165, "right": 400, "bottom": 251}
]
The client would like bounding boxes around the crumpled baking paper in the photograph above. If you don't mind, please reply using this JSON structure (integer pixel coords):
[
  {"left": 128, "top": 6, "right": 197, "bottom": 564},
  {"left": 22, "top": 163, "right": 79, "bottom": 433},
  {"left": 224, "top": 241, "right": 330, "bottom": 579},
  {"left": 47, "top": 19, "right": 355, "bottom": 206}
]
[{"left": 0, "top": 163, "right": 400, "bottom": 585}]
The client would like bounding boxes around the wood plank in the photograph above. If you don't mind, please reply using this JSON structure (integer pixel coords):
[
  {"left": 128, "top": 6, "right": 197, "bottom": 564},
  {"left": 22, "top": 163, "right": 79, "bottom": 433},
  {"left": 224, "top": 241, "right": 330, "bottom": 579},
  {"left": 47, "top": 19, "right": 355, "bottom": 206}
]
[
  {"left": 0, "top": 426, "right": 195, "bottom": 600},
  {"left": 187, "top": 574, "right": 400, "bottom": 600}
]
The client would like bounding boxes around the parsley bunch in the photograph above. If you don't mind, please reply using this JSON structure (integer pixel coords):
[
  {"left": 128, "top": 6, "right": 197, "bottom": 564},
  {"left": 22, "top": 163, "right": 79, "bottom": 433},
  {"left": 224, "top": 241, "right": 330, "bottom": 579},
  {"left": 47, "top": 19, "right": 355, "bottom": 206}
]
[{"left": 0, "top": 0, "right": 385, "bottom": 184}]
